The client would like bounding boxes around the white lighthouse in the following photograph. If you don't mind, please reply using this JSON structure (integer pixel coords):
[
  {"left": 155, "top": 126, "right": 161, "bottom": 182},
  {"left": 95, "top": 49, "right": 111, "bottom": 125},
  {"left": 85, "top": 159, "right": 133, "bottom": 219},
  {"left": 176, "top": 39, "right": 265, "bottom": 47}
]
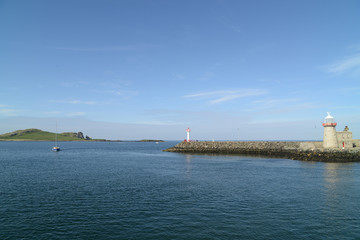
[
  {"left": 186, "top": 127, "right": 191, "bottom": 142},
  {"left": 322, "top": 112, "right": 338, "bottom": 148}
]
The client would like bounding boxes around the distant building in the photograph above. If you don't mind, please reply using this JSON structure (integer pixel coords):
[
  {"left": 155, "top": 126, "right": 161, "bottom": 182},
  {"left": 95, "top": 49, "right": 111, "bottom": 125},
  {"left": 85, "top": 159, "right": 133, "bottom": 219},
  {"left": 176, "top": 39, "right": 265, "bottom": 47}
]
[{"left": 322, "top": 112, "right": 359, "bottom": 149}]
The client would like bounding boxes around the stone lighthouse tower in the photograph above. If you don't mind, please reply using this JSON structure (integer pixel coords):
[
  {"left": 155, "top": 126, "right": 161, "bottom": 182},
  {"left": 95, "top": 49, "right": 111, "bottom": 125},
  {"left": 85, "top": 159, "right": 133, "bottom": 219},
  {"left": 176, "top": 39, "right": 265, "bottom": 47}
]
[{"left": 322, "top": 112, "right": 338, "bottom": 148}]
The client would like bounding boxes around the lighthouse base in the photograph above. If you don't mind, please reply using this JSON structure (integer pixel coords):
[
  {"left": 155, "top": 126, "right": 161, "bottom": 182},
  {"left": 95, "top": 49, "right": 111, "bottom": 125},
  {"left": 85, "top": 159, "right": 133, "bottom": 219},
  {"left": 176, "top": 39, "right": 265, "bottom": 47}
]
[{"left": 323, "top": 126, "right": 338, "bottom": 149}]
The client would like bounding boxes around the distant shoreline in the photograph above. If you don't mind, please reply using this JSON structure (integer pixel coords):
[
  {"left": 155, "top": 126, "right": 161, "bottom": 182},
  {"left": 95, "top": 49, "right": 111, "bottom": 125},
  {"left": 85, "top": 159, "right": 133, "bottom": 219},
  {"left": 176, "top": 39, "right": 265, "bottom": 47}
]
[
  {"left": 0, "top": 128, "right": 164, "bottom": 142},
  {"left": 0, "top": 139, "right": 165, "bottom": 142}
]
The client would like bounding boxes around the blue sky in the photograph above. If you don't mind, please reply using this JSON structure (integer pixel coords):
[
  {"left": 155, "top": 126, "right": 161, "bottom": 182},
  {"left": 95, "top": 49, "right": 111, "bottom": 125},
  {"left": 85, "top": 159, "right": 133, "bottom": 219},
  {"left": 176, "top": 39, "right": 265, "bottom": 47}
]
[{"left": 1, "top": 0, "right": 360, "bottom": 140}]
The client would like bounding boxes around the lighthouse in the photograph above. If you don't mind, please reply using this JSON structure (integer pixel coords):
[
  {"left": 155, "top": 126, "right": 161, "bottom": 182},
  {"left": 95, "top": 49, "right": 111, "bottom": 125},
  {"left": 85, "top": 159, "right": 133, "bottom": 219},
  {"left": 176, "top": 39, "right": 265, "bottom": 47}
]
[
  {"left": 322, "top": 112, "right": 338, "bottom": 148},
  {"left": 186, "top": 127, "right": 191, "bottom": 142}
]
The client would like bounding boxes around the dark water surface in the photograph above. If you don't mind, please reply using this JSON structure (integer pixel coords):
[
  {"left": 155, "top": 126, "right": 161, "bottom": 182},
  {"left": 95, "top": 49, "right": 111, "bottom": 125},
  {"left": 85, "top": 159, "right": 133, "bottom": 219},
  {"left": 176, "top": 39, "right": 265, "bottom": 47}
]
[{"left": 1, "top": 141, "right": 360, "bottom": 239}]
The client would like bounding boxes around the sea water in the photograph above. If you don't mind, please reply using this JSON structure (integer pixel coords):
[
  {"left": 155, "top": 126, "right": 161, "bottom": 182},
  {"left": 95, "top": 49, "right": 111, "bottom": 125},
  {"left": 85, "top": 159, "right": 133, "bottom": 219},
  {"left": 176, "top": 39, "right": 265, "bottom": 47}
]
[{"left": 1, "top": 141, "right": 360, "bottom": 240}]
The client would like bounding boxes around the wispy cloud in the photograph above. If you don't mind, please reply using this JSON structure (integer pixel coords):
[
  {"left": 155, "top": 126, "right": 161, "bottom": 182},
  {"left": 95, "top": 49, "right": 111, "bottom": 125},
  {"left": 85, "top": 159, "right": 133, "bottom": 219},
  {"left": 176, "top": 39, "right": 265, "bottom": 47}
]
[
  {"left": 184, "top": 89, "right": 268, "bottom": 104},
  {"left": 51, "top": 100, "right": 96, "bottom": 105},
  {"left": 198, "top": 72, "right": 215, "bottom": 82},
  {"left": 218, "top": 15, "right": 242, "bottom": 33},
  {"left": 90, "top": 88, "right": 138, "bottom": 100},
  {"left": 68, "top": 112, "right": 85, "bottom": 117},
  {"left": 113, "top": 90, "right": 139, "bottom": 98},
  {"left": 100, "top": 79, "right": 134, "bottom": 88},
  {"left": 348, "top": 44, "right": 360, "bottom": 51},
  {"left": 173, "top": 74, "right": 185, "bottom": 80},
  {"left": 243, "top": 97, "right": 320, "bottom": 118},
  {"left": 60, "top": 81, "right": 90, "bottom": 88},
  {"left": 252, "top": 98, "right": 300, "bottom": 107},
  {"left": 134, "top": 120, "right": 180, "bottom": 126},
  {"left": 43, "top": 111, "right": 62, "bottom": 115},
  {"left": 54, "top": 44, "right": 156, "bottom": 52},
  {"left": 68, "top": 100, "right": 96, "bottom": 105},
  {"left": 0, "top": 104, "right": 19, "bottom": 117},
  {"left": 326, "top": 54, "right": 360, "bottom": 74},
  {"left": 0, "top": 108, "right": 18, "bottom": 117},
  {"left": 0, "top": 108, "right": 15, "bottom": 114}
]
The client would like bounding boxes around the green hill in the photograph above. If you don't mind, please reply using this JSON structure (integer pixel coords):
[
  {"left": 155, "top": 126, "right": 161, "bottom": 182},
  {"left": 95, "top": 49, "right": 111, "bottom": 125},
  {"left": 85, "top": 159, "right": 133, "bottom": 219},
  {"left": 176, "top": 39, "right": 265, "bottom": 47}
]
[{"left": 0, "top": 128, "right": 96, "bottom": 141}]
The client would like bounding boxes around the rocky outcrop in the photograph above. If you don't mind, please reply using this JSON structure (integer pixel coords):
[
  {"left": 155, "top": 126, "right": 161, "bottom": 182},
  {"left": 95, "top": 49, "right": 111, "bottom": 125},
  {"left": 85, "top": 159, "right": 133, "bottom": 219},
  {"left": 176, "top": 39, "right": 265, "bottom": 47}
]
[
  {"left": 77, "top": 132, "right": 84, "bottom": 139},
  {"left": 164, "top": 141, "right": 360, "bottom": 162},
  {"left": 61, "top": 131, "right": 91, "bottom": 140}
]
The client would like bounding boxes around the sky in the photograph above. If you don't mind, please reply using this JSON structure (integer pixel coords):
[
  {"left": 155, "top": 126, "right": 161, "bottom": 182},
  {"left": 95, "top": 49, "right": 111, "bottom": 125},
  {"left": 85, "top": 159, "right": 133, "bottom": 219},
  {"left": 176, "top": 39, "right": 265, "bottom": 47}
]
[{"left": 1, "top": 0, "right": 360, "bottom": 140}]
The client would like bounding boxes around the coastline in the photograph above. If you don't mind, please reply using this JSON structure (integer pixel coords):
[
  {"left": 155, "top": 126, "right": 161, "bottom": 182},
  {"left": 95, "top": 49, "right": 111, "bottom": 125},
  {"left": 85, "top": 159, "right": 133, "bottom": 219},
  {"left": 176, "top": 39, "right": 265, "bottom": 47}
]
[
  {"left": 164, "top": 141, "right": 360, "bottom": 162},
  {"left": 0, "top": 139, "right": 164, "bottom": 142}
]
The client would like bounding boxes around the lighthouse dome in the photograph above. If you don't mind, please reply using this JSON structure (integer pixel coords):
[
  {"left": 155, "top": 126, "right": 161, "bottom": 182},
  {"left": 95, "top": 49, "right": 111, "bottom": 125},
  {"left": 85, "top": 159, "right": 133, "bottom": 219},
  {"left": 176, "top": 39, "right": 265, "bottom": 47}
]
[{"left": 324, "top": 112, "right": 335, "bottom": 123}]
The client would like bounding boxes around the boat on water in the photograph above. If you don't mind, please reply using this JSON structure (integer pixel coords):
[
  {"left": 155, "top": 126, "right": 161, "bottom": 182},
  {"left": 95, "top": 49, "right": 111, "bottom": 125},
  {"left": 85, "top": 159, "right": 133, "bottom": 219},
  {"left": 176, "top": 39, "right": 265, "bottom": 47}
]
[
  {"left": 52, "top": 123, "right": 60, "bottom": 152},
  {"left": 52, "top": 146, "right": 60, "bottom": 152}
]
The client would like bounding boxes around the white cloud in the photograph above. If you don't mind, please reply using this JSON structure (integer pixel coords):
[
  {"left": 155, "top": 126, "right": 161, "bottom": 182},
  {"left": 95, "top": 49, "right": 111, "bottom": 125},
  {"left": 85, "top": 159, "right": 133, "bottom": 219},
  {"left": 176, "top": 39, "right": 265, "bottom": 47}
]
[
  {"left": 0, "top": 104, "right": 18, "bottom": 116},
  {"left": 68, "top": 112, "right": 85, "bottom": 117},
  {"left": 209, "top": 95, "right": 242, "bottom": 104},
  {"left": 348, "top": 44, "right": 360, "bottom": 51},
  {"left": 60, "top": 81, "right": 90, "bottom": 88},
  {"left": 51, "top": 100, "right": 96, "bottom": 105},
  {"left": 44, "top": 111, "right": 62, "bottom": 115},
  {"left": 252, "top": 98, "right": 300, "bottom": 107},
  {"left": 113, "top": 90, "right": 139, "bottom": 98},
  {"left": 327, "top": 54, "right": 360, "bottom": 74},
  {"left": 184, "top": 89, "right": 268, "bottom": 104},
  {"left": 198, "top": 72, "right": 215, "bottom": 82},
  {"left": 0, "top": 108, "right": 18, "bottom": 116},
  {"left": 244, "top": 97, "right": 319, "bottom": 115},
  {"left": 219, "top": 15, "right": 242, "bottom": 33},
  {"left": 68, "top": 100, "right": 96, "bottom": 105},
  {"left": 134, "top": 120, "right": 180, "bottom": 126},
  {"left": 55, "top": 44, "right": 156, "bottom": 52},
  {"left": 173, "top": 74, "right": 185, "bottom": 80},
  {"left": 56, "top": 46, "right": 136, "bottom": 52}
]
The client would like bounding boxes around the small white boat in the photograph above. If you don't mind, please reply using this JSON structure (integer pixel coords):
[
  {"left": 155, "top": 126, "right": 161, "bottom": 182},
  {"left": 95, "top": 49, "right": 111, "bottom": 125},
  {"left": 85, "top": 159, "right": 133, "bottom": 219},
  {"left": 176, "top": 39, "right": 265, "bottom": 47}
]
[
  {"left": 52, "top": 146, "right": 60, "bottom": 152},
  {"left": 52, "top": 122, "right": 60, "bottom": 152}
]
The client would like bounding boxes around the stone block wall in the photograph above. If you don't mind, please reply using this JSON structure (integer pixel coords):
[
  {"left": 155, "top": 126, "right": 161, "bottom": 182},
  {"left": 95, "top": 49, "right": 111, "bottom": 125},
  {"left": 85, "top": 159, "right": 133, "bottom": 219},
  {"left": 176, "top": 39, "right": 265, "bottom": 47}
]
[
  {"left": 336, "top": 131, "right": 354, "bottom": 148},
  {"left": 164, "top": 140, "right": 360, "bottom": 162},
  {"left": 167, "top": 141, "right": 323, "bottom": 153}
]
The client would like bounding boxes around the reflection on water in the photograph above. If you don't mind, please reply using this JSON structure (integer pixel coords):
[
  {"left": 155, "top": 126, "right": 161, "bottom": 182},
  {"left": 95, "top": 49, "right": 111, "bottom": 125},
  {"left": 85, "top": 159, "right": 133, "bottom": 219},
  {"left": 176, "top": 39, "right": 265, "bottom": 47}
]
[
  {"left": 185, "top": 154, "right": 192, "bottom": 175},
  {"left": 323, "top": 163, "right": 357, "bottom": 225},
  {"left": 324, "top": 163, "right": 354, "bottom": 184}
]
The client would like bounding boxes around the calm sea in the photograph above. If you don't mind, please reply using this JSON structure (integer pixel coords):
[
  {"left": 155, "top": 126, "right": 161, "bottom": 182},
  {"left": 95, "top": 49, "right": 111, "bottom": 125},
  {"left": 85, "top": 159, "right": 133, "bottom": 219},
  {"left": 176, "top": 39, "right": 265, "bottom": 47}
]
[{"left": 1, "top": 141, "right": 360, "bottom": 240}]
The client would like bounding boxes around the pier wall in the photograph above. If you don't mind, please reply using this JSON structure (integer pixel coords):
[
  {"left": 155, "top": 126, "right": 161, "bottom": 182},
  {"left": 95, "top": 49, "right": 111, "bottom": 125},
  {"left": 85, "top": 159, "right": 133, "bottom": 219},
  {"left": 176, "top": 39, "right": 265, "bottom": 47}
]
[
  {"left": 164, "top": 141, "right": 360, "bottom": 162},
  {"left": 166, "top": 141, "right": 322, "bottom": 152}
]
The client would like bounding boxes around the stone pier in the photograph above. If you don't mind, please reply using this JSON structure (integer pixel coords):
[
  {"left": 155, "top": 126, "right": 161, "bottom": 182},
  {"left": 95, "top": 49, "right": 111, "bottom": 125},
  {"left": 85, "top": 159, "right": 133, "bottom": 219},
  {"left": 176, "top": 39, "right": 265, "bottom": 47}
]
[{"left": 164, "top": 141, "right": 360, "bottom": 162}]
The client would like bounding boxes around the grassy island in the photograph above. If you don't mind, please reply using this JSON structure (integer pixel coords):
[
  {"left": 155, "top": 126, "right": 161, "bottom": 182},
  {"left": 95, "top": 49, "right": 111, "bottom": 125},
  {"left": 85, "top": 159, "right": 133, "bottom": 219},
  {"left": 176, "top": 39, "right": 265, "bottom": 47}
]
[
  {"left": 0, "top": 128, "right": 164, "bottom": 142},
  {"left": 0, "top": 129, "right": 102, "bottom": 141}
]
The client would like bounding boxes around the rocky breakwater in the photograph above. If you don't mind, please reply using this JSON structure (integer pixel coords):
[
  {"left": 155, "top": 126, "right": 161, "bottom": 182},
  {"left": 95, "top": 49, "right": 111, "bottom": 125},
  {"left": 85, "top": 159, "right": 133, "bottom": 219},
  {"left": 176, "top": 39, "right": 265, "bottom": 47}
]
[{"left": 164, "top": 141, "right": 360, "bottom": 162}]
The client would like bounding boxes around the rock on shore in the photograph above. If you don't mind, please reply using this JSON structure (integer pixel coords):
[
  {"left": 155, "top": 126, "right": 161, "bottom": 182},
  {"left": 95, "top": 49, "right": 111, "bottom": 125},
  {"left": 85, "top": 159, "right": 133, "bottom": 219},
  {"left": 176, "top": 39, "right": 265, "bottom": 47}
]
[{"left": 164, "top": 141, "right": 360, "bottom": 162}]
